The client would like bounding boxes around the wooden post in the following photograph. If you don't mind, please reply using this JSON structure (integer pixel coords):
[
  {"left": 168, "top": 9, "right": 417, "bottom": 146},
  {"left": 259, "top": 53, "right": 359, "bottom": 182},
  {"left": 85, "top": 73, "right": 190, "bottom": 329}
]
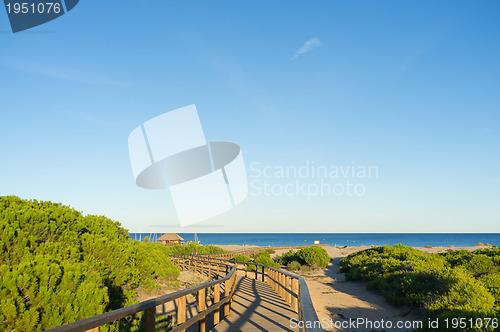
[
  {"left": 229, "top": 272, "right": 235, "bottom": 309},
  {"left": 286, "top": 276, "right": 291, "bottom": 304},
  {"left": 279, "top": 273, "right": 284, "bottom": 298},
  {"left": 177, "top": 295, "right": 186, "bottom": 332},
  {"left": 217, "top": 264, "right": 220, "bottom": 278},
  {"left": 283, "top": 275, "right": 288, "bottom": 302},
  {"left": 144, "top": 307, "right": 155, "bottom": 332},
  {"left": 245, "top": 263, "right": 248, "bottom": 277},
  {"left": 208, "top": 262, "right": 212, "bottom": 278},
  {"left": 224, "top": 275, "right": 231, "bottom": 317},
  {"left": 214, "top": 283, "right": 220, "bottom": 325},
  {"left": 198, "top": 288, "right": 206, "bottom": 332},
  {"left": 255, "top": 265, "right": 258, "bottom": 280},
  {"left": 276, "top": 271, "right": 280, "bottom": 295},
  {"left": 262, "top": 265, "right": 265, "bottom": 282},
  {"left": 291, "top": 278, "right": 298, "bottom": 313}
]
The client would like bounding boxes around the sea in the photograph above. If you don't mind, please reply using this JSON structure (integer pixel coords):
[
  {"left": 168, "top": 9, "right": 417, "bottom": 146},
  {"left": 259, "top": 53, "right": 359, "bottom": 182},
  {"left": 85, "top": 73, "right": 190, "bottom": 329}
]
[{"left": 128, "top": 233, "right": 500, "bottom": 248}]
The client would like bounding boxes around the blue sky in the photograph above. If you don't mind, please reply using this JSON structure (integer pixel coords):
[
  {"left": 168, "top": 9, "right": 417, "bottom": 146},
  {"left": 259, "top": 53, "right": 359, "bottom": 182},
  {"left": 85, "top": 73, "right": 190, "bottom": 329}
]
[{"left": 0, "top": 0, "right": 499, "bottom": 233}]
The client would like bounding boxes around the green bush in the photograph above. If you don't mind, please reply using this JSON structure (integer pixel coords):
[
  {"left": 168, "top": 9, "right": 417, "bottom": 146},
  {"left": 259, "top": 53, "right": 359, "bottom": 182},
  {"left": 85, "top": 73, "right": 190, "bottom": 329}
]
[
  {"left": 166, "top": 242, "right": 226, "bottom": 255},
  {"left": 298, "top": 246, "right": 330, "bottom": 268},
  {"left": 278, "top": 247, "right": 330, "bottom": 269},
  {"left": 288, "top": 261, "right": 301, "bottom": 271},
  {"left": 479, "top": 273, "right": 500, "bottom": 303},
  {"left": 279, "top": 250, "right": 300, "bottom": 266},
  {"left": 0, "top": 196, "right": 180, "bottom": 331},
  {"left": 233, "top": 254, "right": 251, "bottom": 262},
  {"left": 254, "top": 253, "right": 279, "bottom": 269},
  {"left": 300, "top": 265, "right": 311, "bottom": 273},
  {"left": 232, "top": 254, "right": 256, "bottom": 271},
  {"left": 340, "top": 244, "right": 500, "bottom": 328}
]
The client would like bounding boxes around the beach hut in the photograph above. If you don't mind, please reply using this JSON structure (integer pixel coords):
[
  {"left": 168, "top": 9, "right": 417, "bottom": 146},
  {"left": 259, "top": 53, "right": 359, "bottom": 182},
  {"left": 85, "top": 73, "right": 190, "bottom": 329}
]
[{"left": 157, "top": 233, "right": 184, "bottom": 245}]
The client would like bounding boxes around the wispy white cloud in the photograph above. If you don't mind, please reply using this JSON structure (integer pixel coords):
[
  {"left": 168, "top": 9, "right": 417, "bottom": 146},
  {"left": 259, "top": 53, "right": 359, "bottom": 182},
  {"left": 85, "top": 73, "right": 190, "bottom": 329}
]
[
  {"left": 2, "top": 60, "right": 128, "bottom": 86},
  {"left": 292, "top": 37, "right": 322, "bottom": 60}
]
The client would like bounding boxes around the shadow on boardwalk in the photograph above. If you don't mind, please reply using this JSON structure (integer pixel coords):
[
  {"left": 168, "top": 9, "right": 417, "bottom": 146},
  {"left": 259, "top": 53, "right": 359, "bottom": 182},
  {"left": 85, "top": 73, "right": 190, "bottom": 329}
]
[
  {"left": 211, "top": 276, "right": 298, "bottom": 332},
  {"left": 157, "top": 275, "right": 299, "bottom": 331}
]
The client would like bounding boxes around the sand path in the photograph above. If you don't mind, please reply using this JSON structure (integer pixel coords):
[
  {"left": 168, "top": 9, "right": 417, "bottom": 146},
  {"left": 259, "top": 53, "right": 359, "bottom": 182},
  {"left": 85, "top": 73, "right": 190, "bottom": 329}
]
[{"left": 296, "top": 246, "right": 420, "bottom": 332}]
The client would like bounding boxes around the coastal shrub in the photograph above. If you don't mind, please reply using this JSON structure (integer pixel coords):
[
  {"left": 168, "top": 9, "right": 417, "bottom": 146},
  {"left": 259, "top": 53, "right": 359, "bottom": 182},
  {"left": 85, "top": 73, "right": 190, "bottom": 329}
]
[
  {"left": 233, "top": 254, "right": 251, "bottom": 262},
  {"left": 300, "top": 265, "right": 311, "bottom": 273},
  {"left": 288, "top": 261, "right": 301, "bottom": 271},
  {"left": 278, "top": 250, "right": 300, "bottom": 266},
  {"left": 232, "top": 254, "right": 255, "bottom": 271},
  {"left": 443, "top": 250, "right": 500, "bottom": 277},
  {"left": 0, "top": 196, "right": 180, "bottom": 331},
  {"left": 251, "top": 251, "right": 269, "bottom": 260},
  {"left": 479, "top": 273, "right": 500, "bottom": 303},
  {"left": 279, "top": 247, "right": 330, "bottom": 269},
  {"left": 340, "top": 244, "right": 500, "bottom": 328},
  {"left": 0, "top": 255, "right": 108, "bottom": 331},
  {"left": 254, "top": 254, "right": 279, "bottom": 269},
  {"left": 165, "top": 242, "right": 226, "bottom": 255},
  {"left": 426, "top": 268, "right": 495, "bottom": 313},
  {"left": 298, "top": 246, "right": 331, "bottom": 269}
]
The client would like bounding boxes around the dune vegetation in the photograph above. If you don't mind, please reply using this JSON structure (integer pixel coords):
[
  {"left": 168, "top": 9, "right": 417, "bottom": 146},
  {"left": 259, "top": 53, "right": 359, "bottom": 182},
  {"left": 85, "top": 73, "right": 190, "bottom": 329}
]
[
  {"left": 340, "top": 244, "right": 500, "bottom": 331},
  {"left": 231, "top": 249, "right": 280, "bottom": 270},
  {"left": 0, "top": 196, "right": 222, "bottom": 331},
  {"left": 278, "top": 246, "right": 331, "bottom": 272}
]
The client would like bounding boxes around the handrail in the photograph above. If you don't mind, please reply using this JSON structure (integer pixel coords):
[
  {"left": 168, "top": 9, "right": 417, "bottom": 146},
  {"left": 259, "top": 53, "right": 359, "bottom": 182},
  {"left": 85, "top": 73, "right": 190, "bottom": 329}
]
[
  {"left": 174, "top": 254, "right": 323, "bottom": 332},
  {"left": 45, "top": 258, "right": 236, "bottom": 332}
]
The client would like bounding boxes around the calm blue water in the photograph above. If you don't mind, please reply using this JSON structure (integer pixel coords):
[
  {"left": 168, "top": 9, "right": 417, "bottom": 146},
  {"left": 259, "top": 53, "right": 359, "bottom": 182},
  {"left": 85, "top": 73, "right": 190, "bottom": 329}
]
[{"left": 128, "top": 233, "right": 500, "bottom": 247}]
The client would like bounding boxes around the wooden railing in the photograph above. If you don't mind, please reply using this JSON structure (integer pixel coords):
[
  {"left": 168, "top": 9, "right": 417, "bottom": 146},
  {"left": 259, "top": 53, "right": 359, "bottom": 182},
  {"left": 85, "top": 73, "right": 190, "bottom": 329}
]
[
  {"left": 173, "top": 254, "right": 323, "bottom": 332},
  {"left": 45, "top": 258, "right": 237, "bottom": 332}
]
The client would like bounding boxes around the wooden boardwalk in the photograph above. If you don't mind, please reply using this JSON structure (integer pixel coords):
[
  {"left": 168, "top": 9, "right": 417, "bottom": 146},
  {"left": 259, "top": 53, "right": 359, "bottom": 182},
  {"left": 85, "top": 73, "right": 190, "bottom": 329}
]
[
  {"left": 211, "top": 276, "right": 298, "bottom": 331},
  {"left": 46, "top": 252, "right": 322, "bottom": 332},
  {"left": 156, "top": 273, "right": 299, "bottom": 332}
]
